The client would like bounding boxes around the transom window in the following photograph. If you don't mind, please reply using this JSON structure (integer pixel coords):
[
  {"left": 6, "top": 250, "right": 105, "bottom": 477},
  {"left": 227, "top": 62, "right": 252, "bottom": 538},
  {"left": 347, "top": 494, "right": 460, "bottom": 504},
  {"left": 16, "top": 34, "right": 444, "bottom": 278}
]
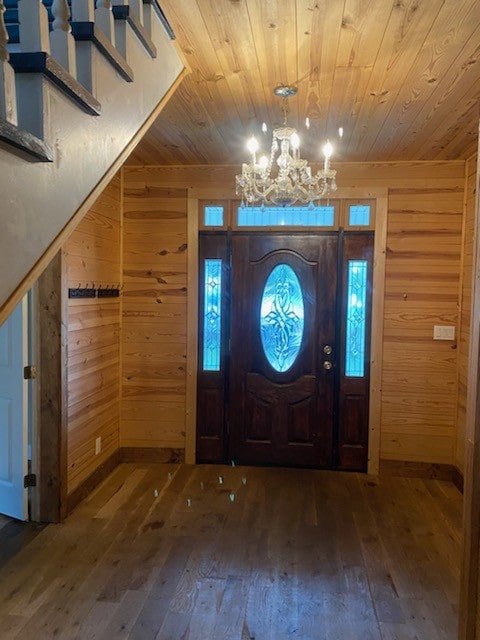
[{"left": 200, "top": 199, "right": 375, "bottom": 230}]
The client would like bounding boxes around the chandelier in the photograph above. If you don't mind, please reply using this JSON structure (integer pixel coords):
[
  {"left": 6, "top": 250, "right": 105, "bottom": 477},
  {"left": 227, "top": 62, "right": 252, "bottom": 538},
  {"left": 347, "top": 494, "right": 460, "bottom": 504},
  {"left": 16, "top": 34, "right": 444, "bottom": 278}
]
[{"left": 236, "top": 85, "right": 337, "bottom": 207}]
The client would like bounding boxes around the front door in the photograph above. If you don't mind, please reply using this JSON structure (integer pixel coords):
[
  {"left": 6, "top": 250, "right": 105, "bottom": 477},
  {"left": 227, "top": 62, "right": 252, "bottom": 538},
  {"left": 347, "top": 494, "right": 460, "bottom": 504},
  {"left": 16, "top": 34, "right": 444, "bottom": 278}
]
[
  {"left": 229, "top": 234, "right": 337, "bottom": 468},
  {"left": 197, "top": 230, "right": 373, "bottom": 471},
  {"left": 0, "top": 299, "right": 28, "bottom": 520}
]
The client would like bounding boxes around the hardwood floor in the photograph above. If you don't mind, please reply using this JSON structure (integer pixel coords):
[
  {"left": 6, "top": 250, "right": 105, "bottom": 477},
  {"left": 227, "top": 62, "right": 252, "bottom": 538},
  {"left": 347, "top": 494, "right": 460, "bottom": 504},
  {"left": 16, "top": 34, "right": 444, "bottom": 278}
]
[
  {"left": 0, "top": 514, "right": 44, "bottom": 571},
  {"left": 0, "top": 463, "right": 462, "bottom": 639}
]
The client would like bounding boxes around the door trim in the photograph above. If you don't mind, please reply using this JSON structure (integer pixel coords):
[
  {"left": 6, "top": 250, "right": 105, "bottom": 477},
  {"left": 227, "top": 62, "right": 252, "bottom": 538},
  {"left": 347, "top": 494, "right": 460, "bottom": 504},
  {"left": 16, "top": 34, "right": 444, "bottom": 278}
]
[
  {"left": 186, "top": 187, "right": 388, "bottom": 473},
  {"left": 30, "top": 251, "right": 68, "bottom": 522}
]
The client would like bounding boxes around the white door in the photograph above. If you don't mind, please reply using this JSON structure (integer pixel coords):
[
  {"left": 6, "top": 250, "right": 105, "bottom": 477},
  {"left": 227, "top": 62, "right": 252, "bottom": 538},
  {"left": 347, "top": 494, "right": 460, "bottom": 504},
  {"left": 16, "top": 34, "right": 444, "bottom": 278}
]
[{"left": 0, "top": 299, "right": 28, "bottom": 520}]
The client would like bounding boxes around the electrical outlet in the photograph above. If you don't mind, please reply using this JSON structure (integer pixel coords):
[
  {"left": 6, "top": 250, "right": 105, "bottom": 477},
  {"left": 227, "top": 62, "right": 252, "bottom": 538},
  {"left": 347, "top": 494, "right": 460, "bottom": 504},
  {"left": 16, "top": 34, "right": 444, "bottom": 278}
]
[{"left": 95, "top": 436, "right": 102, "bottom": 455}]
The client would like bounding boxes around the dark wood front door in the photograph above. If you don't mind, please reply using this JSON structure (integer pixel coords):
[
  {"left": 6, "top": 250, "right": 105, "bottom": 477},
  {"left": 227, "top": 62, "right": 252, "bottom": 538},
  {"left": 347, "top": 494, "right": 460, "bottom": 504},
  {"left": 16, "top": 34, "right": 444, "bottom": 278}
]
[
  {"left": 228, "top": 234, "right": 338, "bottom": 468},
  {"left": 197, "top": 231, "right": 373, "bottom": 471}
]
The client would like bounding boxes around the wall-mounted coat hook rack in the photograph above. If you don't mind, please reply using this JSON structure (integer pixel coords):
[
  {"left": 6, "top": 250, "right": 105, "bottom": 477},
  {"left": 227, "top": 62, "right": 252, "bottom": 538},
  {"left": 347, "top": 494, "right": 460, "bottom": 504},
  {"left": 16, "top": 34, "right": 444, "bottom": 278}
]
[
  {"left": 68, "top": 283, "right": 96, "bottom": 299},
  {"left": 97, "top": 284, "right": 121, "bottom": 298}
]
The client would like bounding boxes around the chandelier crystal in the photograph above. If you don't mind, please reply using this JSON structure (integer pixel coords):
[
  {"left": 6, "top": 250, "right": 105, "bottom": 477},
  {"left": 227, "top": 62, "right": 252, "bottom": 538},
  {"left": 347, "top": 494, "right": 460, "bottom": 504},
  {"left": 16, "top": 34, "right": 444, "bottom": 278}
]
[{"left": 236, "top": 85, "right": 337, "bottom": 207}]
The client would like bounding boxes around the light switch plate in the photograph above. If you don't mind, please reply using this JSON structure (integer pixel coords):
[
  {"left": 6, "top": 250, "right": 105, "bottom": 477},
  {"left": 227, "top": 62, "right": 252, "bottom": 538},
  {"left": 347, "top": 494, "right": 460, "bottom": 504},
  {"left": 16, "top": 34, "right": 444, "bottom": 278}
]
[{"left": 433, "top": 325, "right": 455, "bottom": 340}]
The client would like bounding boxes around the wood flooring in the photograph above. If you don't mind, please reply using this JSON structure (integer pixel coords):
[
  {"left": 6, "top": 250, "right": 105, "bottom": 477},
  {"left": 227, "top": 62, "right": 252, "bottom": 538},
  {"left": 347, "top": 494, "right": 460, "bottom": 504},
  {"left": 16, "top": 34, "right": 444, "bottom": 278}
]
[
  {"left": 0, "top": 464, "right": 462, "bottom": 639},
  {"left": 0, "top": 514, "right": 44, "bottom": 571}
]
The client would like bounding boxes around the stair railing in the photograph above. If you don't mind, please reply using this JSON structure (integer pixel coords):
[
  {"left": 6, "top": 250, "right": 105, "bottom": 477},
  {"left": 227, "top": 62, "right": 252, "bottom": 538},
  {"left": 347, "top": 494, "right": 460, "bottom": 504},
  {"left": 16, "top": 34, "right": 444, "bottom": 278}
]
[{"left": 1, "top": 0, "right": 173, "bottom": 159}]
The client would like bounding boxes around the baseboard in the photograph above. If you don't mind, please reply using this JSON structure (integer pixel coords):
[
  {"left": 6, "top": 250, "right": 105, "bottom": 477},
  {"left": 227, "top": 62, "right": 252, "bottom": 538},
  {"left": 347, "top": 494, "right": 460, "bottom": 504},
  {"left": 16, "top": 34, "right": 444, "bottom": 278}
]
[
  {"left": 120, "top": 447, "right": 185, "bottom": 464},
  {"left": 65, "top": 449, "right": 122, "bottom": 516},
  {"left": 379, "top": 459, "right": 461, "bottom": 487}
]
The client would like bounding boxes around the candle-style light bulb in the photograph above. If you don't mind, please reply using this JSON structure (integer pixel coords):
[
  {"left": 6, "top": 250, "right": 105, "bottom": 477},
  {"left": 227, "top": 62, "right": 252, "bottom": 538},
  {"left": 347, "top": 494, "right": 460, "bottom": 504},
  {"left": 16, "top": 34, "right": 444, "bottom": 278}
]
[
  {"left": 259, "top": 155, "right": 268, "bottom": 171},
  {"left": 305, "top": 117, "right": 310, "bottom": 129},
  {"left": 291, "top": 132, "right": 300, "bottom": 149},
  {"left": 247, "top": 136, "right": 259, "bottom": 154},
  {"left": 262, "top": 122, "right": 268, "bottom": 133},
  {"left": 247, "top": 136, "right": 259, "bottom": 165},
  {"left": 322, "top": 141, "right": 333, "bottom": 171},
  {"left": 338, "top": 126, "right": 344, "bottom": 138}
]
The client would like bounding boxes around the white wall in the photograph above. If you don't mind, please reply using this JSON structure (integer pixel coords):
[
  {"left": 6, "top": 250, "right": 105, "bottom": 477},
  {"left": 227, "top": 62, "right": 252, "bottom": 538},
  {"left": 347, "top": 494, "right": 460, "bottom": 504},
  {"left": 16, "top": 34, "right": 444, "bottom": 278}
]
[{"left": 0, "top": 15, "right": 184, "bottom": 312}]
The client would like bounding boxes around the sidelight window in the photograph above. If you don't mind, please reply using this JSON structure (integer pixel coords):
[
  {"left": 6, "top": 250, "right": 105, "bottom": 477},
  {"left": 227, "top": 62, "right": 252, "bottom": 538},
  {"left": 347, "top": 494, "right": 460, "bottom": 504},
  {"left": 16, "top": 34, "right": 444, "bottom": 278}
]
[
  {"left": 345, "top": 260, "right": 368, "bottom": 377},
  {"left": 202, "top": 259, "right": 222, "bottom": 371}
]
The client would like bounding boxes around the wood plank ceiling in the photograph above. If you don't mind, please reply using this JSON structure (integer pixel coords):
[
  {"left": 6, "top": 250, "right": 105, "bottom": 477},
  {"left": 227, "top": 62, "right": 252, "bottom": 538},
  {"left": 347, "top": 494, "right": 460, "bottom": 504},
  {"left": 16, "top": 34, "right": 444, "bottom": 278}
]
[{"left": 128, "top": 0, "right": 480, "bottom": 166}]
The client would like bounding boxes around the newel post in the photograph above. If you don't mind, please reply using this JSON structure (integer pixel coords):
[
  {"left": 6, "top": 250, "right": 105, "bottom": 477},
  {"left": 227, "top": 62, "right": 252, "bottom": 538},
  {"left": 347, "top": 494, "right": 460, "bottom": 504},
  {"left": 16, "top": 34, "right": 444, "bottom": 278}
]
[
  {"left": 0, "top": 1, "right": 18, "bottom": 124},
  {"left": 95, "top": 0, "right": 115, "bottom": 46}
]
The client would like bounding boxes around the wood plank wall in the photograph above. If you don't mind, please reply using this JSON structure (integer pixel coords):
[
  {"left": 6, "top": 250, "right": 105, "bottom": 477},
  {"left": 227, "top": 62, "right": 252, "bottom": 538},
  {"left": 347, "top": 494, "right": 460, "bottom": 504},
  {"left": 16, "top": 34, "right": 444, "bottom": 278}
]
[
  {"left": 121, "top": 163, "right": 465, "bottom": 466},
  {"left": 456, "top": 152, "right": 478, "bottom": 473},
  {"left": 121, "top": 175, "right": 187, "bottom": 450},
  {"left": 65, "top": 174, "right": 122, "bottom": 494},
  {"left": 381, "top": 188, "right": 463, "bottom": 464}
]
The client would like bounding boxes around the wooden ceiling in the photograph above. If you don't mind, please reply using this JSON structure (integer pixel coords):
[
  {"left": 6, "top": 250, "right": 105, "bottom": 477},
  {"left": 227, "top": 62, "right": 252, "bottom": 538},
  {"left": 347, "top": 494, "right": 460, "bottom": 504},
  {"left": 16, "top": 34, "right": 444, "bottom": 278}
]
[{"left": 128, "top": 0, "right": 480, "bottom": 166}]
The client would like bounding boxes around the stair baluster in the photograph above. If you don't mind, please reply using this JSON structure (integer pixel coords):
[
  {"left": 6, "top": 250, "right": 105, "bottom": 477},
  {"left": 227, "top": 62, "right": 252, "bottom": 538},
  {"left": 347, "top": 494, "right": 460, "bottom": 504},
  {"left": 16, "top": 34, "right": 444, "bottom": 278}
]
[
  {"left": 50, "top": 0, "right": 77, "bottom": 75},
  {"left": 71, "top": 0, "right": 95, "bottom": 21},
  {"left": 17, "top": 0, "right": 50, "bottom": 53},
  {"left": 95, "top": 0, "right": 115, "bottom": 46},
  {"left": 112, "top": 0, "right": 143, "bottom": 23},
  {"left": 128, "top": 0, "right": 143, "bottom": 23},
  {"left": 0, "top": 2, "right": 8, "bottom": 65},
  {"left": 0, "top": 0, "right": 17, "bottom": 123}
]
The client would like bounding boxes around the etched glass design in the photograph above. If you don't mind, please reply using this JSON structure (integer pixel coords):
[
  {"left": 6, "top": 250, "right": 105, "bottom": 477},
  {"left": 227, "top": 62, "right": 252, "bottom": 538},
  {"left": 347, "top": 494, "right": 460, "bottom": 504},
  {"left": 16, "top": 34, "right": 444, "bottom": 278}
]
[
  {"left": 260, "top": 265, "right": 304, "bottom": 372},
  {"left": 349, "top": 204, "right": 371, "bottom": 226},
  {"left": 345, "top": 260, "right": 368, "bottom": 377},
  {"left": 204, "top": 206, "right": 224, "bottom": 226},
  {"left": 238, "top": 205, "right": 335, "bottom": 227},
  {"left": 203, "top": 259, "right": 222, "bottom": 371}
]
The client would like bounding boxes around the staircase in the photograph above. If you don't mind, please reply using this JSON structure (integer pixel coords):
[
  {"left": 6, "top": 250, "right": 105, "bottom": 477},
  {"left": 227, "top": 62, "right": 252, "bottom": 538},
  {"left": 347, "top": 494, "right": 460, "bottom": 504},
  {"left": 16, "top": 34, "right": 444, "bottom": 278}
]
[{"left": 0, "top": 0, "right": 186, "bottom": 321}]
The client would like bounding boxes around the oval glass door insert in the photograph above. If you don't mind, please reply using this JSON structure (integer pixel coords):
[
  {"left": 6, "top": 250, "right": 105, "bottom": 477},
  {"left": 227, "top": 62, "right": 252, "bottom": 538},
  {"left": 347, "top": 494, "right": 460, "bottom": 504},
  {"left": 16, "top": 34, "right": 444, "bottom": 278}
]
[{"left": 260, "top": 264, "right": 305, "bottom": 372}]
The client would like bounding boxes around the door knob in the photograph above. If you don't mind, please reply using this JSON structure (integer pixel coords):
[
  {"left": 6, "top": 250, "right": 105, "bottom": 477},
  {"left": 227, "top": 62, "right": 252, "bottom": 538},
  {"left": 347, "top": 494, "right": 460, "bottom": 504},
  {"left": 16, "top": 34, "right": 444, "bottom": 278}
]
[{"left": 323, "top": 361, "right": 333, "bottom": 370}]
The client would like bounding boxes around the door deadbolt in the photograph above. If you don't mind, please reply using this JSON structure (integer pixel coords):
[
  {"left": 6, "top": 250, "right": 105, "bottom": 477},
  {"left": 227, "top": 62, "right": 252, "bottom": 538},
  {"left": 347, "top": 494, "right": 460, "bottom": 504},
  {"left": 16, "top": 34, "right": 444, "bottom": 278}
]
[{"left": 323, "top": 345, "right": 333, "bottom": 355}]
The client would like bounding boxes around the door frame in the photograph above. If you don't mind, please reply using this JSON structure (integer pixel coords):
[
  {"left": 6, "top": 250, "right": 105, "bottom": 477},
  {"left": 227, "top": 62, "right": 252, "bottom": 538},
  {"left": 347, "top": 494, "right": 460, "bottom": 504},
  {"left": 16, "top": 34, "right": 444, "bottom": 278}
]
[
  {"left": 0, "top": 251, "right": 67, "bottom": 524},
  {"left": 28, "top": 251, "right": 68, "bottom": 523},
  {"left": 185, "top": 186, "right": 388, "bottom": 475}
]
